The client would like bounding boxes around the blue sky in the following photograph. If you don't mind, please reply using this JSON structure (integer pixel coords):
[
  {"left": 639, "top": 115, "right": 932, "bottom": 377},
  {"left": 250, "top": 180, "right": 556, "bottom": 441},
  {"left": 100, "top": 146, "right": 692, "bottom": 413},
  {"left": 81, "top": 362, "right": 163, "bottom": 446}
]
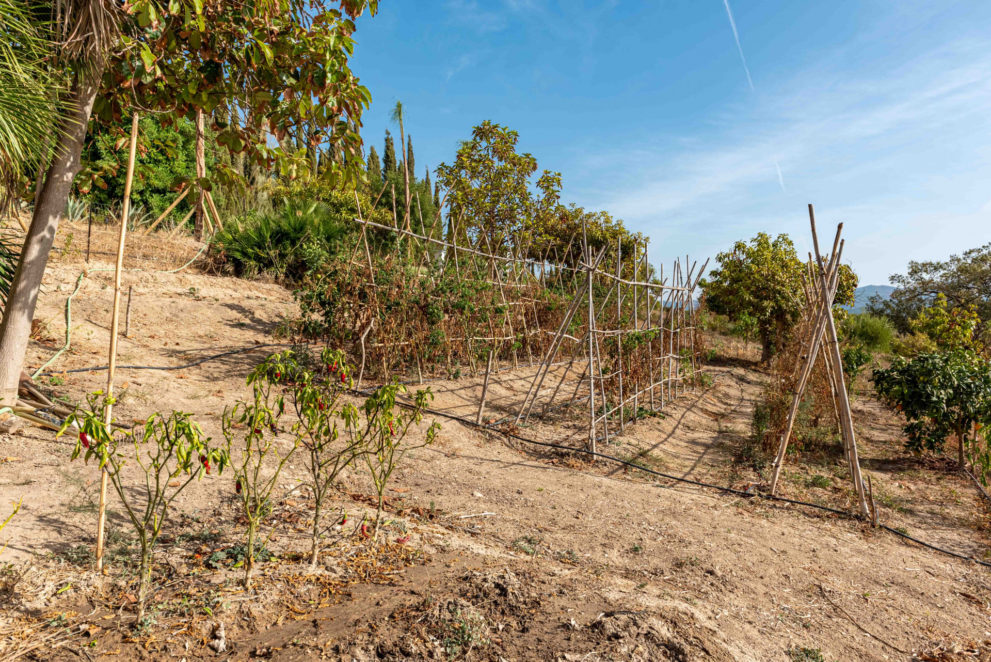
[{"left": 352, "top": 1, "right": 991, "bottom": 286}]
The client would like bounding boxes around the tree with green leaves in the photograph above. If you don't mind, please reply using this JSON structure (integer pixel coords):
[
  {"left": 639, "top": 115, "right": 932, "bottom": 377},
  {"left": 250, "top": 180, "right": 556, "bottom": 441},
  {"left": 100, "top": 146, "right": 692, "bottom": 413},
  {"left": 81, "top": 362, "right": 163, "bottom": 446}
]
[
  {"left": 701, "top": 233, "right": 857, "bottom": 362},
  {"left": 78, "top": 114, "right": 200, "bottom": 221},
  {"left": 867, "top": 243, "right": 991, "bottom": 338},
  {"left": 406, "top": 135, "right": 415, "bottom": 182},
  {"left": 874, "top": 351, "right": 991, "bottom": 471},
  {"left": 367, "top": 146, "right": 382, "bottom": 186},
  {"left": 0, "top": 0, "right": 379, "bottom": 407},
  {"left": 436, "top": 120, "right": 560, "bottom": 253}
]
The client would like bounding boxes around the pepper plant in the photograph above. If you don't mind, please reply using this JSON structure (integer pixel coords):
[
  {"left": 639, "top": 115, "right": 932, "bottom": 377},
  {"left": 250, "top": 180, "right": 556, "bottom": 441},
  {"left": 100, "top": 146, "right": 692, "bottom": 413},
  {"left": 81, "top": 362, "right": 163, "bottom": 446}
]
[
  {"left": 222, "top": 361, "right": 297, "bottom": 588},
  {"left": 362, "top": 384, "right": 440, "bottom": 539},
  {"left": 60, "top": 394, "right": 225, "bottom": 623},
  {"left": 273, "top": 348, "right": 372, "bottom": 568},
  {"left": 873, "top": 351, "right": 991, "bottom": 475}
]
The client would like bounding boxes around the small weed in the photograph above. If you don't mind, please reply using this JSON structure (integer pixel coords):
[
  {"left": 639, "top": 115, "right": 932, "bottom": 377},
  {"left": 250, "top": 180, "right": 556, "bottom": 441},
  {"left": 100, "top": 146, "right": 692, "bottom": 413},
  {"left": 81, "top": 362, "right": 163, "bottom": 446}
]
[
  {"left": 511, "top": 535, "right": 541, "bottom": 557},
  {"left": 441, "top": 601, "right": 489, "bottom": 659},
  {"left": 205, "top": 543, "right": 273, "bottom": 569},
  {"left": 176, "top": 529, "right": 222, "bottom": 546},
  {"left": 555, "top": 549, "right": 578, "bottom": 564},
  {"left": 48, "top": 375, "right": 65, "bottom": 387},
  {"left": 673, "top": 556, "right": 699, "bottom": 570},
  {"left": 629, "top": 544, "right": 643, "bottom": 554},
  {"left": 787, "top": 647, "right": 825, "bottom": 662},
  {"left": 806, "top": 474, "right": 831, "bottom": 489}
]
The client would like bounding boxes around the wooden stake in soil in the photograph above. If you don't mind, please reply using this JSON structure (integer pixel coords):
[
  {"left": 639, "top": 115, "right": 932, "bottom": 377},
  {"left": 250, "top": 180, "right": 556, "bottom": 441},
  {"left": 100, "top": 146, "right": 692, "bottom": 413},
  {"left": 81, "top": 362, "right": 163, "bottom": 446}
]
[
  {"left": 144, "top": 185, "right": 190, "bottom": 234},
  {"left": 86, "top": 214, "right": 92, "bottom": 262},
  {"left": 96, "top": 112, "right": 139, "bottom": 573},
  {"left": 124, "top": 286, "right": 133, "bottom": 338},
  {"left": 476, "top": 349, "right": 494, "bottom": 425},
  {"left": 194, "top": 108, "right": 206, "bottom": 240}
]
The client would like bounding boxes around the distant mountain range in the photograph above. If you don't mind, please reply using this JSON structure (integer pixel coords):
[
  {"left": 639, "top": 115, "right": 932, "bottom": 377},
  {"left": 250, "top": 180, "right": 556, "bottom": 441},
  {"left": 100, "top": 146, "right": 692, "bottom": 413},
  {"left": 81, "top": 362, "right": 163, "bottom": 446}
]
[{"left": 846, "top": 285, "right": 896, "bottom": 313}]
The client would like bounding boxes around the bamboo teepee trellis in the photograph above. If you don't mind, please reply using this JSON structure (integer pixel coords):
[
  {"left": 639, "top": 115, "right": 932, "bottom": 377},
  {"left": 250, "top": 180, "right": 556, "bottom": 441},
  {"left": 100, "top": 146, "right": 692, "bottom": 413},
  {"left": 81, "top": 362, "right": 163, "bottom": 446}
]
[{"left": 768, "top": 205, "right": 871, "bottom": 519}]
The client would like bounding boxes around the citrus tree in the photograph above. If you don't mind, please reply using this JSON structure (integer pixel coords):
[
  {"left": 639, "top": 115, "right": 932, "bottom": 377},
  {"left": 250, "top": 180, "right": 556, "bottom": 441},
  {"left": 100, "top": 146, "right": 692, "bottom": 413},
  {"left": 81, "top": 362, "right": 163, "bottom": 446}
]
[{"left": 873, "top": 351, "right": 991, "bottom": 474}]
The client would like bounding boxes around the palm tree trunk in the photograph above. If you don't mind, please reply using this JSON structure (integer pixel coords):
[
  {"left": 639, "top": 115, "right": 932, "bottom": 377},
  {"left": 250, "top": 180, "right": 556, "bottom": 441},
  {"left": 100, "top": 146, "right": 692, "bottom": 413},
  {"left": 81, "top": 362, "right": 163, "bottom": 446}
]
[{"left": 0, "top": 63, "right": 104, "bottom": 406}]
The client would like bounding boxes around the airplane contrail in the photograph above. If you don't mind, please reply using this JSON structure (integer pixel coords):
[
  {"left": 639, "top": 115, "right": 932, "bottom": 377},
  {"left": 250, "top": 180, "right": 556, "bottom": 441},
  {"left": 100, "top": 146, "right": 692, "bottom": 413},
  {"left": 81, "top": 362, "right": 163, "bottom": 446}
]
[
  {"left": 722, "top": 0, "right": 755, "bottom": 92},
  {"left": 774, "top": 160, "right": 786, "bottom": 192}
]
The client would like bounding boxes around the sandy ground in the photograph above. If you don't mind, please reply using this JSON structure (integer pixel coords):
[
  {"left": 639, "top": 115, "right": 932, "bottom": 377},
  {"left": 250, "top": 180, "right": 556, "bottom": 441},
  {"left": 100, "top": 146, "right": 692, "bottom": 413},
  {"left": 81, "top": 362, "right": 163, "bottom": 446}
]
[{"left": 0, "top": 231, "right": 989, "bottom": 661}]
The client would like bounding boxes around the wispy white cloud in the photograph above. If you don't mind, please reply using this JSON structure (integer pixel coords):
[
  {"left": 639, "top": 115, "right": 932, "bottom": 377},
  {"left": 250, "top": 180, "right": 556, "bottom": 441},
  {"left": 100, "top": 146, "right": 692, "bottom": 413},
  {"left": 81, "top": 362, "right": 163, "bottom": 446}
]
[
  {"left": 721, "top": 0, "right": 754, "bottom": 92},
  {"left": 576, "top": 37, "right": 991, "bottom": 281},
  {"left": 445, "top": 0, "right": 508, "bottom": 33},
  {"left": 774, "top": 160, "right": 786, "bottom": 192},
  {"left": 445, "top": 53, "right": 477, "bottom": 81}
]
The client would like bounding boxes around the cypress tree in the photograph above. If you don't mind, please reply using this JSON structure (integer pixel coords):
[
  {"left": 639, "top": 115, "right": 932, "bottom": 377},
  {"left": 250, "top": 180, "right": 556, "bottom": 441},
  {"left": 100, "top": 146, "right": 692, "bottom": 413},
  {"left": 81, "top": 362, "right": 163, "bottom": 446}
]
[
  {"left": 382, "top": 129, "right": 397, "bottom": 178},
  {"left": 367, "top": 146, "right": 382, "bottom": 181},
  {"left": 406, "top": 136, "right": 415, "bottom": 182},
  {"left": 424, "top": 166, "right": 431, "bottom": 194},
  {"left": 433, "top": 181, "right": 441, "bottom": 209}
]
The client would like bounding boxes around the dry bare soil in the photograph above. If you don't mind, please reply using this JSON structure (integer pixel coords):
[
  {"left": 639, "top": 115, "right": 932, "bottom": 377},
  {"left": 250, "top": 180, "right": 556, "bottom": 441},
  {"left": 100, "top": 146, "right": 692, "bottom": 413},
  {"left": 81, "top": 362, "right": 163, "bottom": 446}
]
[{"left": 1, "top": 223, "right": 990, "bottom": 661}]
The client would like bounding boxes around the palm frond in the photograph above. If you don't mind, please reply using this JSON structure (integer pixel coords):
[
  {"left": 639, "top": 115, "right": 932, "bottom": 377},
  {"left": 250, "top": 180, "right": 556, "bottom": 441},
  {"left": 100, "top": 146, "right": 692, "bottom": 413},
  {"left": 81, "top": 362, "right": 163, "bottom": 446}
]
[{"left": 0, "top": 0, "right": 60, "bottom": 210}]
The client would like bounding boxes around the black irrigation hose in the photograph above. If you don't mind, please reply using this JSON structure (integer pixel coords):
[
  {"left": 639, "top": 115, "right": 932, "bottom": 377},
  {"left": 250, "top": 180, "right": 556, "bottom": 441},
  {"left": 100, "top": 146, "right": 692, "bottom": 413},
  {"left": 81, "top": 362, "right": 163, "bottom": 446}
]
[
  {"left": 35, "top": 343, "right": 295, "bottom": 377},
  {"left": 357, "top": 385, "right": 991, "bottom": 570},
  {"left": 32, "top": 347, "right": 991, "bottom": 570}
]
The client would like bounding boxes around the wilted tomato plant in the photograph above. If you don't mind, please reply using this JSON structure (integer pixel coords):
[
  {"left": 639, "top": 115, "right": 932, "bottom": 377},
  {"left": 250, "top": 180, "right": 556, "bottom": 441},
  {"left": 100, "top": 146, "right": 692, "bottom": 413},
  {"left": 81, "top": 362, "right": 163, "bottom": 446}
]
[{"left": 60, "top": 393, "right": 226, "bottom": 623}]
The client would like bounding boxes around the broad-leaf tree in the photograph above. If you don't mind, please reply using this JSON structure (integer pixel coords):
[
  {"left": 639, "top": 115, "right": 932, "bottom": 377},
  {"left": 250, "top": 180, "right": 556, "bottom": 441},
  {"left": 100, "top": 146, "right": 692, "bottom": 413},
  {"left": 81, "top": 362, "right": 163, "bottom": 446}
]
[
  {"left": 867, "top": 242, "right": 991, "bottom": 337},
  {"left": 873, "top": 351, "right": 991, "bottom": 471},
  {"left": 436, "top": 120, "right": 560, "bottom": 253},
  {"left": 701, "top": 233, "right": 857, "bottom": 361},
  {"left": 0, "top": 0, "right": 378, "bottom": 406}
]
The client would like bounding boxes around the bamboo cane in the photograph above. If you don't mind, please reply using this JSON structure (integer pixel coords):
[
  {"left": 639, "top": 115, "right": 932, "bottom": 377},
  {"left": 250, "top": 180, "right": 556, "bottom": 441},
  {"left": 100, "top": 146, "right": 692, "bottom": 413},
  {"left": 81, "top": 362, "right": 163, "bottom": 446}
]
[
  {"left": 476, "top": 349, "right": 494, "bottom": 425},
  {"left": 144, "top": 185, "right": 190, "bottom": 234},
  {"left": 96, "top": 112, "right": 139, "bottom": 573}
]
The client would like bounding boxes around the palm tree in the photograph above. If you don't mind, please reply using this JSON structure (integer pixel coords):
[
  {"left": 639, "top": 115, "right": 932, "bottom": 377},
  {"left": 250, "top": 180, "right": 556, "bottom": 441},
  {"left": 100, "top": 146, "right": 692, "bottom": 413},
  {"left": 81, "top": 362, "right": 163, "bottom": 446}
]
[
  {"left": 0, "top": 0, "right": 64, "bottom": 308},
  {"left": 0, "top": 0, "right": 59, "bottom": 209},
  {"left": 391, "top": 101, "right": 412, "bottom": 232}
]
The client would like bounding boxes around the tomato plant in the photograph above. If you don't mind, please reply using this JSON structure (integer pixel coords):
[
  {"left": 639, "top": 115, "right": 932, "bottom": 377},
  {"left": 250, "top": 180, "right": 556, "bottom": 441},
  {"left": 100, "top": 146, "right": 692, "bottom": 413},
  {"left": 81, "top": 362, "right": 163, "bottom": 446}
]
[
  {"left": 60, "top": 394, "right": 226, "bottom": 623},
  {"left": 873, "top": 351, "right": 991, "bottom": 476}
]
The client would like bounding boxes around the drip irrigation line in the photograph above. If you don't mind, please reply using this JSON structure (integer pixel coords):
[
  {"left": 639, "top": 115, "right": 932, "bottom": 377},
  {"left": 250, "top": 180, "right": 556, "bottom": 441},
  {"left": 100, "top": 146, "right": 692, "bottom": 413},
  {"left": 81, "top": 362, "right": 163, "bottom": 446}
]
[
  {"left": 35, "top": 343, "right": 294, "bottom": 377},
  {"left": 353, "top": 384, "right": 991, "bottom": 570},
  {"left": 32, "top": 242, "right": 211, "bottom": 378}
]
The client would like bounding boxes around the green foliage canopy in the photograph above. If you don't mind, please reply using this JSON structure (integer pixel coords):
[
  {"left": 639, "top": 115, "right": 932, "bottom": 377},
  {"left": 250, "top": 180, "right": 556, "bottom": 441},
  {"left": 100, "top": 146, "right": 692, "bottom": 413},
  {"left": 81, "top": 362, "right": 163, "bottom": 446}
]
[
  {"left": 873, "top": 351, "right": 991, "bottom": 475},
  {"left": 867, "top": 242, "right": 991, "bottom": 339},
  {"left": 96, "top": 0, "right": 378, "bottom": 189},
  {"left": 701, "top": 233, "right": 857, "bottom": 360}
]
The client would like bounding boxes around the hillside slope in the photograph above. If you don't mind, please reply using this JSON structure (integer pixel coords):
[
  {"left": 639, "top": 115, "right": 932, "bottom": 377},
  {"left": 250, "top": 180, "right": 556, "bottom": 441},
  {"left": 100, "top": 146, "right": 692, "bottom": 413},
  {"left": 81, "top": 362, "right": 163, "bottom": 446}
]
[{"left": 0, "top": 227, "right": 988, "bottom": 661}]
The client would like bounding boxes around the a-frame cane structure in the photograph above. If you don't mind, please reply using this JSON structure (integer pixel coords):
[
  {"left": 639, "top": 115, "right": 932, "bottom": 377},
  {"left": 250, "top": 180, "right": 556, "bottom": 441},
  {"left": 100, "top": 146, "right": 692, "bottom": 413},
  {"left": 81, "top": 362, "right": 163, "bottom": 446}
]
[{"left": 768, "top": 205, "right": 871, "bottom": 520}]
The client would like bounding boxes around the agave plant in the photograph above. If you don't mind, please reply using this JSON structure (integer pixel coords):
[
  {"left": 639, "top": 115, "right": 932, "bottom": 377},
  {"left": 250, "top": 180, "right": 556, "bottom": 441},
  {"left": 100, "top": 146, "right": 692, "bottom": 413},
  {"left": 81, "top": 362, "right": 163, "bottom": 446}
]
[
  {"left": 126, "top": 203, "right": 154, "bottom": 230},
  {"left": 64, "top": 195, "right": 89, "bottom": 223}
]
